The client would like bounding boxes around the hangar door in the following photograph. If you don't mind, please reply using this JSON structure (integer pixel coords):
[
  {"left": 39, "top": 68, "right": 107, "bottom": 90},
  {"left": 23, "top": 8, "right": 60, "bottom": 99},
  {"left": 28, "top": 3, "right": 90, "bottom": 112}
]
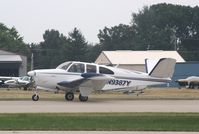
[
  {"left": 0, "top": 54, "right": 22, "bottom": 77},
  {"left": 0, "top": 63, "right": 21, "bottom": 76}
]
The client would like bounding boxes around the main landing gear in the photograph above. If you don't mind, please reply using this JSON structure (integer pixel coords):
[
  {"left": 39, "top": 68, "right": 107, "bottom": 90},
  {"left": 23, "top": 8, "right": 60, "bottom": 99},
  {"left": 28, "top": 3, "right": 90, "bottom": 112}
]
[
  {"left": 79, "top": 94, "right": 88, "bottom": 102},
  {"left": 65, "top": 92, "right": 74, "bottom": 101},
  {"left": 64, "top": 92, "right": 88, "bottom": 102}
]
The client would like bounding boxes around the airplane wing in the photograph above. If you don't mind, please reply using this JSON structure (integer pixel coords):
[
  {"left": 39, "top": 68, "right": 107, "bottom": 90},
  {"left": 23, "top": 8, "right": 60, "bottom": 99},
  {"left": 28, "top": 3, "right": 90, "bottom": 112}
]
[
  {"left": 57, "top": 73, "right": 113, "bottom": 96},
  {"left": 0, "top": 76, "right": 18, "bottom": 81}
]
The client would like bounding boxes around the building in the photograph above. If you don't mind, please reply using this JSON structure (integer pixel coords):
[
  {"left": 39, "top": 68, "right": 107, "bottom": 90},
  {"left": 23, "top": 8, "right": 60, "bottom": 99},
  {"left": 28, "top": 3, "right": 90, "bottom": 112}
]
[
  {"left": 0, "top": 50, "right": 27, "bottom": 76},
  {"left": 95, "top": 50, "right": 185, "bottom": 72}
]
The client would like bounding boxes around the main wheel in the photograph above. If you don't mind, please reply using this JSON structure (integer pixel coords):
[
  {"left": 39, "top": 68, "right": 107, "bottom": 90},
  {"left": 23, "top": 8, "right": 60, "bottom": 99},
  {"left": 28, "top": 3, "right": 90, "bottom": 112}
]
[
  {"left": 189, "top": 82, "right": 195, "bottom": 89},
  {"left": 65, "top": 92, "right": 74, "bottom": 101},
  {"left": 79, "top": 94, "right": 88, "bottom": 102},
  {"left": 32, "top": 94, "right": 39, "bottom": 101}
]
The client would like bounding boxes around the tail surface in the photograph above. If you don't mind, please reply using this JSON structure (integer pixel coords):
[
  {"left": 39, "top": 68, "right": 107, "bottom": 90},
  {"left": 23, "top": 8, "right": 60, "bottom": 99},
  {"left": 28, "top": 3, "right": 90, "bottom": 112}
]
[{"left": 145, "top": 58, "right": 176, "bottom": 78}]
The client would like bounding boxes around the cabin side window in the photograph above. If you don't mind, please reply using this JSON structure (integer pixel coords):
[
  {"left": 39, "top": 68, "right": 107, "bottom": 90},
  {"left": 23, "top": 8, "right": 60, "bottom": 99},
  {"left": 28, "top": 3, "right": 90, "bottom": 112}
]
[
  {"left": 99, "top": 67, "right": 114, "bottom": 74},
  {"left": 86, "top": 64, "right": 96, "bottom": 73},
  {"left": 68, "top": 63, "right": 85, "bottom": 73}
]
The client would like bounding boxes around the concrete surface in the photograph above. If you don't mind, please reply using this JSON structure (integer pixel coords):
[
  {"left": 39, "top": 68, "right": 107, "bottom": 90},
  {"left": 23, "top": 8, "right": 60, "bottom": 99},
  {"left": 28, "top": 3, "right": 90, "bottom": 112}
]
[{"left": 0, "top": 100, "right": 199, "bottom": 113}]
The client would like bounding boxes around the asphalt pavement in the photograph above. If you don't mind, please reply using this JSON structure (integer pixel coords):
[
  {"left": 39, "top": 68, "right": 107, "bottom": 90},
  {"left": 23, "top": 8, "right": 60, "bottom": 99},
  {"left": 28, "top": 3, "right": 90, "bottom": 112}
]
[{"left": 0, "top": 100, "right": 199, "bottom": 113}]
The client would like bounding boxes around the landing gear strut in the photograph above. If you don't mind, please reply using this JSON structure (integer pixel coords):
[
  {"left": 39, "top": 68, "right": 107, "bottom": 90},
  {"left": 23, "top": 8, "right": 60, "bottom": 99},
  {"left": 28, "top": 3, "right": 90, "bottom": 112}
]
[
  {"left": 79, "top": 94, "right": 88, "bottom": 102},
  {"left": 32, "top": 87, "right": 39, "bottom": 101},
  {"left": 65, "top": 92, "right": 74, "bottom": 101}
]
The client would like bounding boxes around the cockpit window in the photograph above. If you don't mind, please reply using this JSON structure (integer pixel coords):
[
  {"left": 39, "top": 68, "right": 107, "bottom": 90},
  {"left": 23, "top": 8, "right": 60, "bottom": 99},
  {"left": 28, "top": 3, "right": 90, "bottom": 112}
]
[
  {"left": 68, "top": 63, "right": 85, "bottom": 73},
  {"left": 22, "top": 76, "right": 30, "bottom": 81},
  {"left": 56, "top": 62, "right": 72, "bottom": 70},
  {"left": 99, "top": 67, "right": 114, "bottom": 74},
  {"left": 86, "top": 64, "right": 96, "bottom": 73}
]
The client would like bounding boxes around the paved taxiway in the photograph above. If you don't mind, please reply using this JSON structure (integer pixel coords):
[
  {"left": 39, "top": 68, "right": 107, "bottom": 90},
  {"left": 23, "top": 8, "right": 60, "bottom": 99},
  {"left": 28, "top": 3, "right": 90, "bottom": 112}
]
[{"left": 0, "top": 100, "right": 199, "bottom": 113}]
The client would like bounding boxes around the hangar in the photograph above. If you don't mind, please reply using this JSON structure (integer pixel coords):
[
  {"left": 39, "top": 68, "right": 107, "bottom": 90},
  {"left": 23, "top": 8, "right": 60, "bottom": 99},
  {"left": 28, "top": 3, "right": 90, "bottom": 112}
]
[
  {"left": 0, "top": 50, "right": 27, "bottom": 77},
  {"left": 95, "top": 50, "right": 185, "bottom": 72}
]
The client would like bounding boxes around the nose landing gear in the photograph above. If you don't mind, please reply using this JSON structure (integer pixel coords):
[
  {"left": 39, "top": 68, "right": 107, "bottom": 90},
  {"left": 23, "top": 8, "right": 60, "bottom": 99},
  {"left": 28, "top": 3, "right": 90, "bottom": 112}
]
[
  {"left": 32, "top": 94, "right": 39, "bottom": 101},
  {"left": 32, "top": 87, "right": 39, "bottom": 101}
]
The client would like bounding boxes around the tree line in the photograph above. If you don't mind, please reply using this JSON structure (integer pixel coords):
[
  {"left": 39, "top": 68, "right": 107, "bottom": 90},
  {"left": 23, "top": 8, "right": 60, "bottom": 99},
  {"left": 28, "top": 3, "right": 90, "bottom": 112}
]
[{"left": 0, "top": 3, "right": 199, "bottom": 70}]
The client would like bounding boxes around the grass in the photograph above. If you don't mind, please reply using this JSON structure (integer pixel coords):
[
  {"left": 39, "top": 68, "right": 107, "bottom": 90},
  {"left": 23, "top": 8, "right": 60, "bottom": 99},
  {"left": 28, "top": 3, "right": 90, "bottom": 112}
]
[
  {"left": 0, "top": 88, "right": 64, "bottom": 101},
  {"left": 0, "top": 113, "right": 199, "bottom": 131}
]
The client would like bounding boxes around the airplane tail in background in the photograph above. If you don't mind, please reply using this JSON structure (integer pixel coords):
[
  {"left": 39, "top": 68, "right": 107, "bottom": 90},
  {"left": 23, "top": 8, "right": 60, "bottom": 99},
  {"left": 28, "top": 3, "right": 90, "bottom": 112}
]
[{"left": 145, "top": 58, "right": 176, "bottom": 78}]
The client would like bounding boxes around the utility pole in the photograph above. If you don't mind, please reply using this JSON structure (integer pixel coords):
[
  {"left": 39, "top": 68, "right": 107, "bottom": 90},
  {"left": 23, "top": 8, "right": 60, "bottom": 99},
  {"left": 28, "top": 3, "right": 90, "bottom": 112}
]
[{"left": 31, "top": 52, "right": 34, "bottom": 70}]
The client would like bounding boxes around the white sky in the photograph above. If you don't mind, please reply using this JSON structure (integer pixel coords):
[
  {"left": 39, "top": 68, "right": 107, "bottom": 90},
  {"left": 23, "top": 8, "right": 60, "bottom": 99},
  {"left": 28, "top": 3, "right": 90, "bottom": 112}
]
[{"left": 0, "top": 0, "right": 198, "bottom": 44}]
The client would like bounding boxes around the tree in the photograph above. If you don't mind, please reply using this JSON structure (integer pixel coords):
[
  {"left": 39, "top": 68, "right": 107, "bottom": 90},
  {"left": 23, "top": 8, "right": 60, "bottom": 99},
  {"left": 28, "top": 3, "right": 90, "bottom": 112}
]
[
  {"left": 0, "top": 23, "right": 30, "bottom": 56},
  {"left": 67, "top": 28, "right": 88, "bottom": 61},
  {"left": 131, "top": 4, "right": 199, "bottom": 61},
  {"left": 33, "top": 29, "right": 69, "bottom": 69},
  {"left": 131, "top": 5, "right": 177, "bottom": 50},
  {"left": 86, "top": 43, "right": 102, "bottom": 62},
  {"left": 98, "top": 24, "right": 137, "bottom": 50},
  {"left": 32, "top": 28, "right": 91, "bottom": 69},
  {"left": 180, "top": 39, "right": 199, "bottom": 61}
]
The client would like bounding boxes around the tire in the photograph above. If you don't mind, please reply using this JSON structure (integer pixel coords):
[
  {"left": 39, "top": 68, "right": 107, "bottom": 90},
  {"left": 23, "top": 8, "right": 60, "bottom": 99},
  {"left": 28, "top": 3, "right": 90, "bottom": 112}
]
[
  {"left": 189, "top": 82, "right": 195, "bottom": 89},
  {"left": 79, "top": 94, "right": 88, "bottom": 102},
  {"left": 32, "top": 94, "right": 39, "bottom": 101},
  {"left": 65, "top": 92, "right": 74, "bottom": 101}
]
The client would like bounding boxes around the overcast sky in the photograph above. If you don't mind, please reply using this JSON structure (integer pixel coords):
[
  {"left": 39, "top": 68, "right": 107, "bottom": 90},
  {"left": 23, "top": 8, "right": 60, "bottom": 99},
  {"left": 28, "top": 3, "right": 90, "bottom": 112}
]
[{"left": 0, "top": 0, "right": 198, "bottom": 44}]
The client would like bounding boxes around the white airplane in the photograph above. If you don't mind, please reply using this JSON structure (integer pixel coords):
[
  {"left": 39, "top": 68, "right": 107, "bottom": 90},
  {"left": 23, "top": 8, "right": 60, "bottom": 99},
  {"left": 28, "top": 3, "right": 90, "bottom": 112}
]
[
  {"left": 2, "top": 76, "right": 31, "bottom": 90},
  {"left": 28, "top": 58, "right": 176, "bottom": 101},
  {"left": 176, "top": 76, "right": 199, "bottom": 89}
]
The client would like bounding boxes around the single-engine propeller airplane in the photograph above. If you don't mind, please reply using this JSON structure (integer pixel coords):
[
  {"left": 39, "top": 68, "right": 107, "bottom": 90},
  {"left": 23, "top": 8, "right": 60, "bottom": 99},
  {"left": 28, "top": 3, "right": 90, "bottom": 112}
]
[
  {"left": 176, "top": 76, "right": 199, "bottom": 89},
  {"left": 28, "top": 58, "right": 176, "bottom": 102}
]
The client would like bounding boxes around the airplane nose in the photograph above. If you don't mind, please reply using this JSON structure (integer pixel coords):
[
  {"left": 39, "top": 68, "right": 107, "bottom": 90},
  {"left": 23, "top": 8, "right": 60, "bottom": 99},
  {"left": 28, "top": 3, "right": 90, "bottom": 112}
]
[{"left": 27, "top": 71, "right": 35, "bottom": 76}]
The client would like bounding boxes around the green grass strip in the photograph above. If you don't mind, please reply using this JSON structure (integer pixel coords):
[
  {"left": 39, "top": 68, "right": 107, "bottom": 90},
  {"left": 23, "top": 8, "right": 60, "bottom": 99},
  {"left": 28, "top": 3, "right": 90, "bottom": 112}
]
[{"left": 0, "top": 113, "right": 199, "bottom": 131}]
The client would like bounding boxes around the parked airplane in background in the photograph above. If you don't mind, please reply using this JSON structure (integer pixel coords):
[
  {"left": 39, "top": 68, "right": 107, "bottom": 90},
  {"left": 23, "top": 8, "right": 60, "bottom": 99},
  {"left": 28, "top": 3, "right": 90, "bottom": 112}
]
[
  {"left": 0, "top": 76, "right": 18, "bottom": 87},
  {"left": 176, "top": 76, "right": 199, "bottom": 89},
  {"left": 28, "top": 58, "right": 176, "bottom": 102},
  {"left": 0, "top": 76, "right": 31, "bottom": 90}
]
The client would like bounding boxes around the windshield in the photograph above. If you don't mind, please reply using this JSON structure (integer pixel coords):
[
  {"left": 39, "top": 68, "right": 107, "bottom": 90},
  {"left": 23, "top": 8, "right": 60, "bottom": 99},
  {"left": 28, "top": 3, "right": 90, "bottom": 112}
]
[
  {"left": 56, "top": 62, "right": 72, "bottom": 70},
  {"left": 22, "top": 76, "right": 30, "bottom": 81}
]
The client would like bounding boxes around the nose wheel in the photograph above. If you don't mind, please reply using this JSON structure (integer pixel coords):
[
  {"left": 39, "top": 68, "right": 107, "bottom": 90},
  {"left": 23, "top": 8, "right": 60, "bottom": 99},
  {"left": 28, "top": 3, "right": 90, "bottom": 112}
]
[
  {"left": 32, "top": 86, "right": 39, "bottom": 101},
  {"left": 32, "top": 94, "right": 39, "bottom": 101}
]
